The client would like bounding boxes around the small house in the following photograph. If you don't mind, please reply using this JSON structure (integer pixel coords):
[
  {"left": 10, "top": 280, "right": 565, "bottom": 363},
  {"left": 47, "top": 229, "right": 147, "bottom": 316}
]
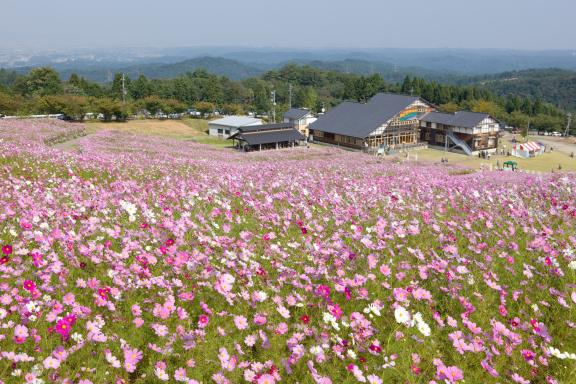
[
  {"left": 208, "top": 116, "right": 262, "bottom": 138},
  {"left": 283, "top": 108, "right": 317, "bottom": 137}
]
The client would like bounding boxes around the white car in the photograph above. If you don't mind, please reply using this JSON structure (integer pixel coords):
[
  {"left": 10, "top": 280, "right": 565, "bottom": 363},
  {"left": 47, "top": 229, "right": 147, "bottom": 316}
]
[{"left": 551, "top": 132, "right": 563, "bottom": 137}]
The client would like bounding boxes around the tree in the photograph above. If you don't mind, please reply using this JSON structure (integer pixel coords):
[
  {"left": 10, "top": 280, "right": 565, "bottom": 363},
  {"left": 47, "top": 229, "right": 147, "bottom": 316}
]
[
  {"left": 163, "top": 99, "right": 187, "bottom": 114},
  {"left": 13, "top": 67, "right": 62, "bottom": 97},
  {"left": 95, "top": 98, "right": 125, "bottom": 121},
  {"left": 506, "top": 111, "right": 529, "bottom": 129},
  {"left": 221, "top": 104, "right": 244, "bottom": 115},
  {"left": 295, "top": 87, "right": 318, "bottom": 111},
  {"left": 35, "top": 95, "right": 89, "bottom": 120},
  {"left": 138, "top": 96, "right": 166, "bottom": 115},
  {"left": 193, "top": 101, "right": 216, "bottom": 116},
  {"left": 130, "top": 75, "right": 153, "bottom": 100},
  {"left": 439, "top": 102, "right": 460, "bottom": 113},
  {"left": 0, "top": 91, "right": 24, "bottom": 115},
  {"left": 470, "top": 100, "right": 503, "bottom": 118}
]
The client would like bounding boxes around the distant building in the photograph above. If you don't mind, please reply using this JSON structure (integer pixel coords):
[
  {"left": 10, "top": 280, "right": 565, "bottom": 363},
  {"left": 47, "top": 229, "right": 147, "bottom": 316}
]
[
  {"left": 228, "top": 123, "right": 306, "bottom": 151},
  {"left": 208, "top": 116, "right": 262, "bottom": 138},
  {"left": 308, "top": 93, "right": 434, "bottom": 150},
  {"left": 419, "top": 111, "right": 500, "bottom": 155},
  {"left": 283, "top": 108, "right": 317, "bottom": 137}
]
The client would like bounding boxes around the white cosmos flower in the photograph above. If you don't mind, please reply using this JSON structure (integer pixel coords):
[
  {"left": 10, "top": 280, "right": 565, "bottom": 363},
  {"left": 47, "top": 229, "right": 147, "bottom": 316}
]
[
  {"left": 417, "top": 321, "right": 431, "bottom": 337},
  {"left": 394, "top": 306, "right": 411, "bottom": 325}
]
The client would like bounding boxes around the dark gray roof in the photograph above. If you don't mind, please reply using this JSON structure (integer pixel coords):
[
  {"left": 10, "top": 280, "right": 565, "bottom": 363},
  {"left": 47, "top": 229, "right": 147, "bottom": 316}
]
[
  {"left": 228, "top": 128, "right": 305, "bottom": 145},
  {"left": 420, "top": 111, "right": 491, "bottom": 129},
  {"left": 238, "top": 123, "right": 293, "bottom": 133},
  {"left": 308, "top": 93, "right": 421, "bottom": 139},
  {"left": 284, "top": 108, "right": 311, "bottom": 120}
]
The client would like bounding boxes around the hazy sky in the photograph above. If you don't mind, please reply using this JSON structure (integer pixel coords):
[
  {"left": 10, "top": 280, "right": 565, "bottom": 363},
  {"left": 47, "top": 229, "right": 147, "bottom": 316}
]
[{"left": 2, "top": 0, "right": 575, "bottom": 50}]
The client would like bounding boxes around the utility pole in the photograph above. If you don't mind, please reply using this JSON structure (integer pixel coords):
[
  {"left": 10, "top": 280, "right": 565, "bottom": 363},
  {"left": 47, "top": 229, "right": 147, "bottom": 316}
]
[
  {"left": 271, "top": 90, "right": 276, "bottom": 123},
  {"left": 121, "top": 73, "right": 127, "bottom": 120},
  {"left": 288, "top": 84, "right": 293, "bottom": 109},
  {"left": 121, "top": 73, "right": 126, "bottom": 105},
  {"left": 564, "top": 112, "right": 572, "bottom": 137}
]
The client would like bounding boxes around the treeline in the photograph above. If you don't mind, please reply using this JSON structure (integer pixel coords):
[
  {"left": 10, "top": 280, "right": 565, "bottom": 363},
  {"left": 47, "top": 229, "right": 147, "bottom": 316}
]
[
  {"left": 0, "top": 64, "right": 570, "bottom": 132},
  {"left": 471, "top": 68, "right": 576, "bottom": 112}
]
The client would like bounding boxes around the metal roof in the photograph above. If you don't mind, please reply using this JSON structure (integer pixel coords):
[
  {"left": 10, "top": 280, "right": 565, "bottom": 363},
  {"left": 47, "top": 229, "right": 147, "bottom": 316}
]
[
  {"left": 238, "top": 123, "right": 293, "bottom": 133},
  {"left": 308, "top": 93, "right": 421, "bottom": 139},
  {"left": 284, "top": 108, "right": 311, "bottom": 120},
  {"left": 208, "top": 116, "right": 262, "bottom": 128},
  {"left": 420, "top": 111, "right": 490, "bottom": 129},
  {"left": 229, "top": 128, "right": 305, "bottom": 145}
]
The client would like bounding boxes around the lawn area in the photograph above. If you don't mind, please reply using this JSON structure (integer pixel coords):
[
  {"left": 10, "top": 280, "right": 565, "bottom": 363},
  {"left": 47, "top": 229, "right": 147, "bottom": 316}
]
[
  {"left": 408, "top": 148, "right": 576, "bottom": 172},
  {"left": 86, "top": 118, "right": 231, "bottom": 148}
]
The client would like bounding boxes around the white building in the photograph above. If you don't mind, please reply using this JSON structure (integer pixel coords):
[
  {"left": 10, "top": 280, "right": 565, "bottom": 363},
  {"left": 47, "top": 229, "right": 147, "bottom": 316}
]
[{"left": 208, "top": 116, "right": 262, "bottom": 138}]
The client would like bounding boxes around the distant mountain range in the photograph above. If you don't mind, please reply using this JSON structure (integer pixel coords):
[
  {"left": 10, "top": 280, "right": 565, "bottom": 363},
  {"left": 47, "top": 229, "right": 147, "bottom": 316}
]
[
  {"left": 7, "top": 56, "right": 466, "bottom": 83},
  {"left": 3, "top": 47, "right": 576, "bottom": 74}
]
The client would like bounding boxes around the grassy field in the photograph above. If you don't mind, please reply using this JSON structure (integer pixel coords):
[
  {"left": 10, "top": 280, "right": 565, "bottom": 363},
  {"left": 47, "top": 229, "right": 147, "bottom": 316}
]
[
  {"left": 86, "top": 118, "right": 232, "bottom": 148},
  {"left": 406, "top": 148, "right": 576, "bottom": 172}
]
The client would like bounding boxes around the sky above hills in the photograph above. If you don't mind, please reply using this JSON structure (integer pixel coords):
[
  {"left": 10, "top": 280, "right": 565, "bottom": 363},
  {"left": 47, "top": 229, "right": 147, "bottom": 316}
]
[{"left": 2, "top": 0, "right": 575, "bottom": 50}]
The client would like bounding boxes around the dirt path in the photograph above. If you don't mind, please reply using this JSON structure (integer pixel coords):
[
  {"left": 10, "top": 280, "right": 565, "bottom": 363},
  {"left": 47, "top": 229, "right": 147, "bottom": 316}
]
[{"left": 500, "top": 132, "right": 576, "bottom": 156}]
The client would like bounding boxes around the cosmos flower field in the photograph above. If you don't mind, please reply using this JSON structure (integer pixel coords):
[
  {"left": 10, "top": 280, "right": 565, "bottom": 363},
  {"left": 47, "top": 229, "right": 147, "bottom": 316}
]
[{"left": 1, "top": 119, "right": 576, "bottom": 384}]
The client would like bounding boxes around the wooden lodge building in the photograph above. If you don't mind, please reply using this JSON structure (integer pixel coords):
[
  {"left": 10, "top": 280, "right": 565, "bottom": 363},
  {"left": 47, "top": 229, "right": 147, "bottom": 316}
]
[
  {"left": 228, "top": 123, "right": 305, "bottom": 151},
  {"left": 308, "top": 93, "right": 434, "bottom": 150},
  {"left": 308, "top": 93, "right": 499, "bottom": 155},
  {"left": 419, "top": 111, "right": 500, "bottom": 155}
]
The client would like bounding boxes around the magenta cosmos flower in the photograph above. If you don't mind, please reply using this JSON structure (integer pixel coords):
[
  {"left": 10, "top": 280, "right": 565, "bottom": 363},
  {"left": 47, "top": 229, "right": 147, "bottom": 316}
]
[{"left": 23, "top": 280, "right": 36, "bottom": 292}]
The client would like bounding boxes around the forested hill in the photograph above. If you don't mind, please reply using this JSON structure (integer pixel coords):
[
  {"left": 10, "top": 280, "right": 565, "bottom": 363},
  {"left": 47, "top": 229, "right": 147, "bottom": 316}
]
[
  {"left": 12, "top": 57, "right": 266, "bottom": 83},
  {"left": 467, "top": 68, "right": 576, "bottom": 111},
  {"left": 0, "top": 63, "right": 571, "bottom": 133}
]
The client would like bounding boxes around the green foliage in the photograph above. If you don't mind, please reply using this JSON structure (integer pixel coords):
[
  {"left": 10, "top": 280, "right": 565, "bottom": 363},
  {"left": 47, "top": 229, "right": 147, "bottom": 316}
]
[
  {"left": 95, "top": 98, "right": 127, "bottom": 121},
  {"left": 35, "top": 95, "right": 89, "bottom": 120},
  {"left": 439, "top": 102, "right": 460, "bottom": 113},
  {"left": 221, "top": 103, "right": 244, "bottom": 115},
  {"left": 0, "top": 91, "right": 24, "bottom": 115},
  {"left": 474, "top": 69, "right": 576, "bottom": 111},
  {"left": 193, "top": 101, "right": 216, "bottom": 115},
  {"left": 137, "top": 96, "right": 165, "bottom": 115},
  {"left": 12, "top": 67, "right": 63, "bottom": 97},
  {"left": 1, "top": 64, "right": 569, "bottom": 129}
]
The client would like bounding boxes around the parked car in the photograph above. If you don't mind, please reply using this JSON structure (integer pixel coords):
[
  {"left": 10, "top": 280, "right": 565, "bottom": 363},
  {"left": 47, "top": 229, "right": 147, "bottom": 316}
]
[{"left": 551, "top": 131, "right": 563, "bottom": 137}]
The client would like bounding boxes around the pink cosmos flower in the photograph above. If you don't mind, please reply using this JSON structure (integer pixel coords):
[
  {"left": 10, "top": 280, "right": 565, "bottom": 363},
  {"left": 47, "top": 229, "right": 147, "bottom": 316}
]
[
  {"left": 123, "top": 347, "right": 143, "bottom": 373},
  {"left": 198, "top": 314, "right": 209, "bottom": 328},
  {"left": 1, "top": 245, "right": 12, "bottom": 255},
  {"left": 256, "top": 374, "right": 276, "bottom": 384},
  {"left": 327, "top": 303, "right": 343, "bottom": 320},
  {"left": 43, "top": 356, "right": 61, "bottom": 369},
  {"left": 23, "top": 280, "right": 36, "bottom": 292},
  {"left": 131, "top": 304, "right": 142, "bottom": 316},
  {"left": 254, "top": 313, "right": 267, "bottom": 325},
  {"left": 55, "top": 319, "right": 72, "bottom": 336},
  {"left": 234, "top": 315, "right": 248, "bottom": 330},
  {"left": 316, "top": 285, "right": 331, "bottom": 299}
]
